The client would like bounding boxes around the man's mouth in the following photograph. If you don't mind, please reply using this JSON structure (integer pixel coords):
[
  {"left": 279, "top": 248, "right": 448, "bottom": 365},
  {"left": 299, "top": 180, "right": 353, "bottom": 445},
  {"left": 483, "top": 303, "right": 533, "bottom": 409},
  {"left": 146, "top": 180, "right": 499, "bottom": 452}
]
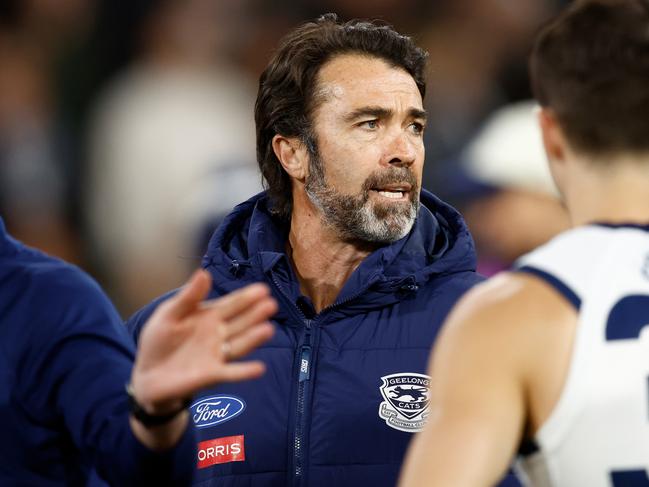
[
  {"left": 377, "top": 190, "right": 405, "bottom": 199},
  {"left": 372, "top": 184, "right": 412, "bottom": 200}
]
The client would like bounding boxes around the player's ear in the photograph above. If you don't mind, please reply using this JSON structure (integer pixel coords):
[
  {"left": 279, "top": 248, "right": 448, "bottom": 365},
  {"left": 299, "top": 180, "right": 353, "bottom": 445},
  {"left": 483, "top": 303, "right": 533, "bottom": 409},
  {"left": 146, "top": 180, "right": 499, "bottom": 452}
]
[
  {"left": 538, "top": 107, "right": 567, "bottom": 163},
  {"left": 272, "top": 135, "right": 309, "bottom": 181}
]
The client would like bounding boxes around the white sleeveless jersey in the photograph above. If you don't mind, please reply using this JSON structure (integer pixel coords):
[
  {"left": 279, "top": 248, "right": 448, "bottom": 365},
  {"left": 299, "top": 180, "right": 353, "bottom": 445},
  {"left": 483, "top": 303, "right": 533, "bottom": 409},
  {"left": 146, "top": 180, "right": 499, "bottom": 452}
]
[{"left": 512, "top": 224, "right": 649, "bottom": 487}]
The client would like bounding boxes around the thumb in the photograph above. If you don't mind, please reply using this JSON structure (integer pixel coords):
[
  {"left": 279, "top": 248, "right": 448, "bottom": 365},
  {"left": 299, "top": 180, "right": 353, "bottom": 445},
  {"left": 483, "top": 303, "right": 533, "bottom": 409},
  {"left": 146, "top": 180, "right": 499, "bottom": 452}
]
[{"left": 166, "top": 269, "right": 212, "bottom": 319}]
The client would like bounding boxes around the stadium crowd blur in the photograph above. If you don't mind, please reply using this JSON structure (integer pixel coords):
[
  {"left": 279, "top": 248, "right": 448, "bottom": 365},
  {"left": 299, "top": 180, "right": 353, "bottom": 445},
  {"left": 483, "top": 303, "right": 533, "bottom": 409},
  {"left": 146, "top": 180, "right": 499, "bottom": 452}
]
[{"left": 0, "top": 0, "right": 571, "bottom": 316}]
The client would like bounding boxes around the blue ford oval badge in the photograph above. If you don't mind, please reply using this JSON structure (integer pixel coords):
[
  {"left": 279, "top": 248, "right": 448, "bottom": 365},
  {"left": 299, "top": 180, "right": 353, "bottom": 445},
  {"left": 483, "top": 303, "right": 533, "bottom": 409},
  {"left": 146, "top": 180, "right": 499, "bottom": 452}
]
[{"left": 190, "top": 396, "right": 246, "bottom": 428}]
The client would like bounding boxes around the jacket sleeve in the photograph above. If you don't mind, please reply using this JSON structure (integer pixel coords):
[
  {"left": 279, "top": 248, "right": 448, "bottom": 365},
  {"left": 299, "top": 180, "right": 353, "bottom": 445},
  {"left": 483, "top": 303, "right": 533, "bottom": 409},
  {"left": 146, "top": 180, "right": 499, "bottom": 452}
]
[{"left": 13, "top": 267, "right": 196, "bottom": 486}]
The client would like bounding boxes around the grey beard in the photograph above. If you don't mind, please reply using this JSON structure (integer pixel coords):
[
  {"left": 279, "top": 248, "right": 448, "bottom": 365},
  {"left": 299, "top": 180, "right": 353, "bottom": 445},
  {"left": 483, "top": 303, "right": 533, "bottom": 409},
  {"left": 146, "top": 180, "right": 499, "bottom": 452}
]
[{"left": 305, "top": 154, "right": 419, "bottom": 244}]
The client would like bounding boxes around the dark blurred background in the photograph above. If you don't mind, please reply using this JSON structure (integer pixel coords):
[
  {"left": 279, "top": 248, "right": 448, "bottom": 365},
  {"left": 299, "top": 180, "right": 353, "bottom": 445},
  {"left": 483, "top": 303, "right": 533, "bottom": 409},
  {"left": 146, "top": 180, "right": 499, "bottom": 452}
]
[{"left": 0, "top": 0, "right": 571, "bottom": 316}]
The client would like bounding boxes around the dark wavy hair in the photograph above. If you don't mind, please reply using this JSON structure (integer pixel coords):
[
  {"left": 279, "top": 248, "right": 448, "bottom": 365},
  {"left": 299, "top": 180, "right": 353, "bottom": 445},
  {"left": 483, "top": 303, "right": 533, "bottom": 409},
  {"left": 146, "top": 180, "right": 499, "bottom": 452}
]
[
  {"left": 530, "top": 0, "right": 649, "bottom": 156},
  {"left": 255, "top": 13, "right": 428, "bottom": 218}
]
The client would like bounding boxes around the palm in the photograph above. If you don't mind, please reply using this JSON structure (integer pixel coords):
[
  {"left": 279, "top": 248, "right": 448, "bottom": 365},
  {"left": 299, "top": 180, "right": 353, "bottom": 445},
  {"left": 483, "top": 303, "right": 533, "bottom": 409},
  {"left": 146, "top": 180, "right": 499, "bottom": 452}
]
[{"left": 131, "top": 271, "right": 276, "bottom": 412}]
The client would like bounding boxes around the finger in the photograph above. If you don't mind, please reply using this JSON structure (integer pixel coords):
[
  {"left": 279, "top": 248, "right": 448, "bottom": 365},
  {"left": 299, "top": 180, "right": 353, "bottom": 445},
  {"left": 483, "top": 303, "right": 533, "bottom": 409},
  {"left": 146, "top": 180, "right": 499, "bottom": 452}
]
[
  {"left": 219, "top": 297, "right": 278, "bottom": 339},
  {"left": 163, "top": 269, "right": 212, "bottom": 319},
  {"left": 226, "top": 322, "right": 275, "bottom": 360},
  {"left": 217, "top": 360, "right": 267, "bottom": 383},
  {"left": 201, "top": 283, "right": 271, "bottom": 321}
]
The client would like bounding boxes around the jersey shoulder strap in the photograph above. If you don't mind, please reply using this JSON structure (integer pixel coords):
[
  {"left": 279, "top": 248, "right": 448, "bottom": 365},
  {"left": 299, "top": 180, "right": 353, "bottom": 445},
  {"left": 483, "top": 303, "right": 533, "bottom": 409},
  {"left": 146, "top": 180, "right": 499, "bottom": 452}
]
[{"left": 513, "top": 226, "right": 611, "bottom": 310}]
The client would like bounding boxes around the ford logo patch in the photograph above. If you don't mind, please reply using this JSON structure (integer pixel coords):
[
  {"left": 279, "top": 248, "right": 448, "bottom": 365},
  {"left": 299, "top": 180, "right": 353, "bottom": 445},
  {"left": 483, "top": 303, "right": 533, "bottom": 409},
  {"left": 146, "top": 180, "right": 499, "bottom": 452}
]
[{"left": 190, "top": 396, "right": 245, "bottom": 428}]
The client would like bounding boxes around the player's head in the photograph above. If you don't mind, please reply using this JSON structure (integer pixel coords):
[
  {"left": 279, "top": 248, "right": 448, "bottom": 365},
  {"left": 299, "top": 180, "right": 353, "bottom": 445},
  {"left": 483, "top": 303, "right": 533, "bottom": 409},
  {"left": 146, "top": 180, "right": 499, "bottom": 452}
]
[
  {"left": 255, "top": 13, "right": 428, "bottom": 220},
  {"left": 530, "top": 0, "right": 649, "bottom": 158}
]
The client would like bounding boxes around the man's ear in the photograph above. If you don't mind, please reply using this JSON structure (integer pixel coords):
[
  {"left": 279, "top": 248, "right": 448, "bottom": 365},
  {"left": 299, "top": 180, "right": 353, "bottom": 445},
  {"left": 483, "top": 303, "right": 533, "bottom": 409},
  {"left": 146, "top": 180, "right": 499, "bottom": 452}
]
[
  {"left": 538, "top": 107, "right": 567, "bottom": 163},
  {"left": 272, "top": 135, "right": 309, "bottom": 181}
]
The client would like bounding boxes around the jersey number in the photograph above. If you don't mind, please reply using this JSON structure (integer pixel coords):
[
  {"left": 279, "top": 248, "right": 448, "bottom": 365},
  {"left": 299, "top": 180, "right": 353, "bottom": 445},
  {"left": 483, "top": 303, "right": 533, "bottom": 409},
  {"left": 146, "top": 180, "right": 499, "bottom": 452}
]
[{"left": 606, "top": 295, "right": 649, "bottom": 486}]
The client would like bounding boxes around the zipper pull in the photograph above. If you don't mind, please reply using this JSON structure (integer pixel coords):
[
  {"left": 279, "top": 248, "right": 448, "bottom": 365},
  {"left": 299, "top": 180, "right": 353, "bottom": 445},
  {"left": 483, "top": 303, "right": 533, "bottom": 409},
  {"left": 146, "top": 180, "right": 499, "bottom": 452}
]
[{"left": 299, "top": 346, "right": 311, "bottom": 382}]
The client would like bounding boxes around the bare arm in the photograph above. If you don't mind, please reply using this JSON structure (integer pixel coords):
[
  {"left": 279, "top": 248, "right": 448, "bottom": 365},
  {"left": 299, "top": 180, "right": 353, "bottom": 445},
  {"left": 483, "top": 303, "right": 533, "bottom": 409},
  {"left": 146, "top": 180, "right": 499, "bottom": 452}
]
[
  {"left": 128, "top": 270, "right": 277, "bottom": 450},
  {"left": 399, "top": 273, "right": 576, "bottom": 487}
]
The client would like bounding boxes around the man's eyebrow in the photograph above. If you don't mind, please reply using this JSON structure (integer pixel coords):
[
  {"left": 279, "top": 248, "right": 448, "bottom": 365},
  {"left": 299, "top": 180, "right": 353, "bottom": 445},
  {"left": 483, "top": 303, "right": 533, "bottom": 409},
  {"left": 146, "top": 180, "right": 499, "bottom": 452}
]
[
  {"left": 343, "top": 106, "right": 392, "bottom": 123},
  {"left": 409, "top": 108, "right": 428, "bottom": 122},
  {"left": 343, "top": 106, "right": 427, "bottom": 123}
]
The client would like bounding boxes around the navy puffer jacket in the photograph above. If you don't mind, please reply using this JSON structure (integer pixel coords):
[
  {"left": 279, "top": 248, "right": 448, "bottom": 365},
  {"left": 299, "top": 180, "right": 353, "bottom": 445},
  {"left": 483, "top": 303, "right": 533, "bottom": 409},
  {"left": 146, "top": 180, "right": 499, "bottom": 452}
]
[{"left": 128, "top": 190, "right": 519, "bottom": 487}]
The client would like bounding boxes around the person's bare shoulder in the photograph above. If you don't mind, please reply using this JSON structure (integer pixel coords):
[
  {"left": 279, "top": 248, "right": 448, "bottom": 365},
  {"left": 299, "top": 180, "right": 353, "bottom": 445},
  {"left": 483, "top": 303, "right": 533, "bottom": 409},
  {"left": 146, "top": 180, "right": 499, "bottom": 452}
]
[
  {"left": 443, "top": 270, "right": 577, "bottom": 343},
  {"left": 437, "top": 271, "right": 578, "bottom": 432}
]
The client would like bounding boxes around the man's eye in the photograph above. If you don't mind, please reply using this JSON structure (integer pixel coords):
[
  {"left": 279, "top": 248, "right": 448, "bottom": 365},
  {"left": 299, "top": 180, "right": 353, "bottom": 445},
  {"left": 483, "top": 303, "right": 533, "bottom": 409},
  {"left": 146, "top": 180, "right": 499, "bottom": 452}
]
[
  {"left": 410, "top": 122, "right": 425, "bottom": 135},
  {"left": 360, "top": 120, "right": 378, "bottom": 129}
]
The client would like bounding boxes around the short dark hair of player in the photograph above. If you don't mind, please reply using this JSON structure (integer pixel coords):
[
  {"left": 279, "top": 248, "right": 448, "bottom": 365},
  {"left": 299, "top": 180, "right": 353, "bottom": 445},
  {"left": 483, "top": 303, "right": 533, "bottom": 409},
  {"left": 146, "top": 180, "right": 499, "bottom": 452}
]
[
  {"left": 255, "top": 13, "right": 428, "bottom": 218},
  {"left": 530, "top": 0, "right": 649, "bottom": 156}
]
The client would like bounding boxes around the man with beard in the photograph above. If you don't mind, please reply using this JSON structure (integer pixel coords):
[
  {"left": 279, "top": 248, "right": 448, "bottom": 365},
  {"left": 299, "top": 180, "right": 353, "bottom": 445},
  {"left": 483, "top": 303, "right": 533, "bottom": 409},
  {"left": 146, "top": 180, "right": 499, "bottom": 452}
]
[{"left": 127, "top": 14, "right": 518, "bottom": 487}]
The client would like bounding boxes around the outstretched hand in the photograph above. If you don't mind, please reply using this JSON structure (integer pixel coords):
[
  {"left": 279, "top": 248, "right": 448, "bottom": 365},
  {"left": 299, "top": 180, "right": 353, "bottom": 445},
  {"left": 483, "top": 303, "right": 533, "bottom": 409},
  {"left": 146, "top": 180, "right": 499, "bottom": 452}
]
[{"left": 130, "top": 270, "right": 277, "bottom": 415}]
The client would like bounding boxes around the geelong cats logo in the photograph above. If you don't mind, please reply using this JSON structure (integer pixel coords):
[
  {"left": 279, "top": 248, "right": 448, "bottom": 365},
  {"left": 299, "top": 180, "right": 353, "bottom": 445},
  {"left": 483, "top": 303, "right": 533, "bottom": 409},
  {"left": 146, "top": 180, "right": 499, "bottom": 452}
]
[{"left": 378, "top": 373, "right": 430, "bottom": 432}]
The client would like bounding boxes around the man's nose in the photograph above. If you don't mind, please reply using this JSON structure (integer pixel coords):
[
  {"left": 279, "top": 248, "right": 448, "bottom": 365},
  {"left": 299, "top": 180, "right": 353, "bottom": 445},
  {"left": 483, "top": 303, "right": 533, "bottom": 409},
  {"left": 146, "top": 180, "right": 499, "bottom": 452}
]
[{"left": 384, "top": 131, "right": 417, "bottom": 168}]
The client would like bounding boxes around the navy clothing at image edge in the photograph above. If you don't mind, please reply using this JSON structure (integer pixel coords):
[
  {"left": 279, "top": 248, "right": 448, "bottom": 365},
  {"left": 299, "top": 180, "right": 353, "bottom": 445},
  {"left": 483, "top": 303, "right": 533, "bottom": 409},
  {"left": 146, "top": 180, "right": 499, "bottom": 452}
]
[
  {"left": 128, "top": 190, "right": 521, "bottom": 487},
  {"left": 0, "top": 217, "right": 196, "bottom": 486}
]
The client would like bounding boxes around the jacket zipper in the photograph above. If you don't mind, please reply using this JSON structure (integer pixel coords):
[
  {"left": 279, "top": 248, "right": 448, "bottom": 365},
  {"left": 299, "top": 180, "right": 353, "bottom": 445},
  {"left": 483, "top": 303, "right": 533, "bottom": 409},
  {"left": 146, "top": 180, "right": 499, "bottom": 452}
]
[
  {"left": 290, "top": 286, "right": 375, "bottom": 484},
  {"left": 268, "top": 273, "right": 314, "bottom": 485},
  {"left": 269, "top": 271, "right": 384, "bottom": 485},
  {"left": 294, "top": 320, "right": 312, "bottom": 482}
]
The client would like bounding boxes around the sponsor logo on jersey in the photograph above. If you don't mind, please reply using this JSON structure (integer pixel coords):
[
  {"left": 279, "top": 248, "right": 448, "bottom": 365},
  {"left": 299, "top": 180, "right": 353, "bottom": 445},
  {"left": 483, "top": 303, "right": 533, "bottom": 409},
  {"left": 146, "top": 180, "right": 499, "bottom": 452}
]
[
  {"left": 378, "top": 372, "right": 430, "bottom": 432},
  {"left": 190, "top": 395, "right": 245, "bottom": 428},
  {"left": 197, "top": 435, "right": 245, "bottom": 469}
]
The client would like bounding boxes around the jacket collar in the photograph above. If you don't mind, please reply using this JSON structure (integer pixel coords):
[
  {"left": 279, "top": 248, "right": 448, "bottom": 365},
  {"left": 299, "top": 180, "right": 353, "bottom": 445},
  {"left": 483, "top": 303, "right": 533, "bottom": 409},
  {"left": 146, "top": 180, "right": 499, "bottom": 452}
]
[{"left": 203, "top": 190, "right": 477, "bottom": 307}]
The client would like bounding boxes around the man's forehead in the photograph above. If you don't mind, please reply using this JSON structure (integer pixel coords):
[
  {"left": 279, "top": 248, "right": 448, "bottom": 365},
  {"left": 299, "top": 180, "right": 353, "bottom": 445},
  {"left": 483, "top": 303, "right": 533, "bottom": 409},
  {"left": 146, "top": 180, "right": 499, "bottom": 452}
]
[
  {"left": 315, "top": 84, "right": 345, "bottom": 101},
  {"left": 313, "top": 53, "right": 422, "bottom": 109}
]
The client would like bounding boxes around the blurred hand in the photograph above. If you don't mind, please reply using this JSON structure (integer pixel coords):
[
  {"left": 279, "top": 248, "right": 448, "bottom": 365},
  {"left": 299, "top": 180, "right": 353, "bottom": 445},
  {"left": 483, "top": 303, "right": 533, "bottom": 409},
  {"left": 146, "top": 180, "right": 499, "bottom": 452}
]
[{"left": 130, "top": 270, "right": 277, "bottom": 415}]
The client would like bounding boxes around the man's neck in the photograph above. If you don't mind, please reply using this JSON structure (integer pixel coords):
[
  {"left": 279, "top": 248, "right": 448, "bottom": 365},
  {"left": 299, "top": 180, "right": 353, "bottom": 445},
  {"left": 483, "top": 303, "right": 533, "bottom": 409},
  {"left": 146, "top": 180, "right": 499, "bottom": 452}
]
[
  {"left": 568, "top": 154, "right": 649, "bottom": 227},
  {"left": 287, "top": 202, "right": 375, "bottom": 313}
]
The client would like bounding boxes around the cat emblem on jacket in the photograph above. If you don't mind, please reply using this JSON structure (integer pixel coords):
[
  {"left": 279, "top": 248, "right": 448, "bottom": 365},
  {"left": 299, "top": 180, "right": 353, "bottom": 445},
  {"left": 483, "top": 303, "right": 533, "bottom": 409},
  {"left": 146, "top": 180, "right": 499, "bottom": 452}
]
[{"left": 378, "top": 373, "right": 430, "bottom": 432}]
